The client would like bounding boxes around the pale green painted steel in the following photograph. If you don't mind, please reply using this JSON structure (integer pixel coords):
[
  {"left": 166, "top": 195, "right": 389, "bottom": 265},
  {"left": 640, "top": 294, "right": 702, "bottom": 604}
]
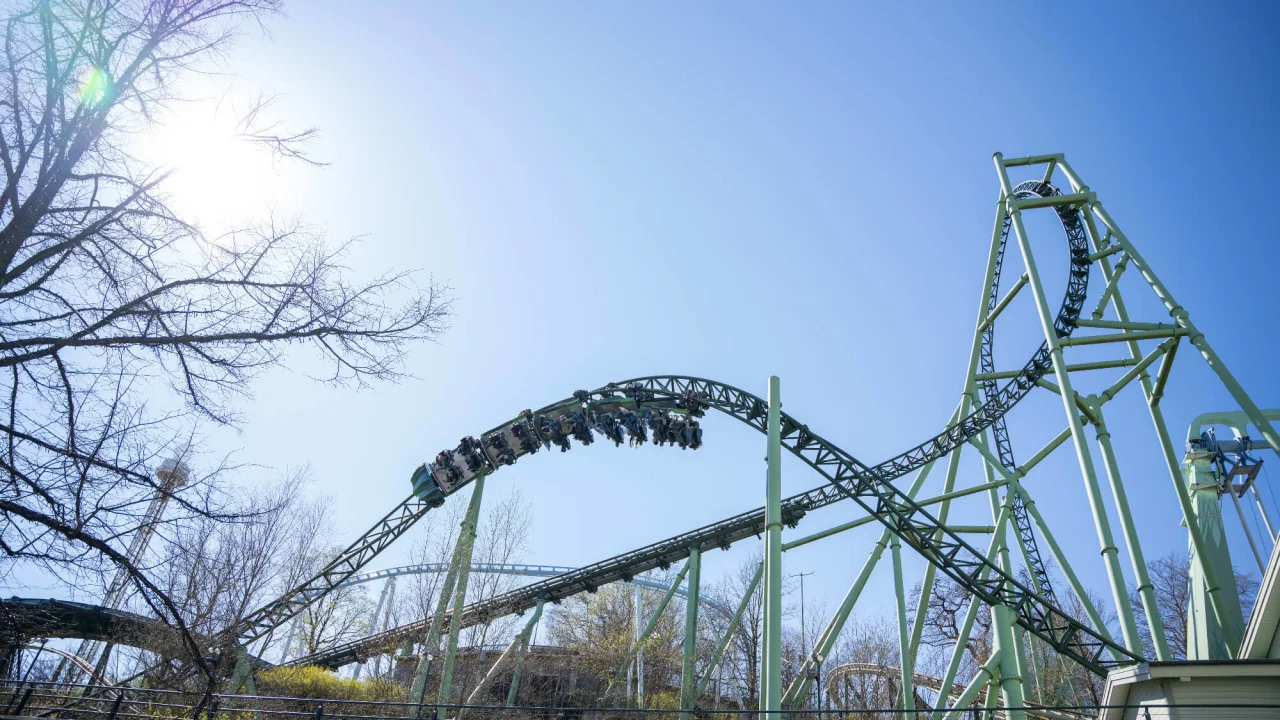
[
  {"left": 781, "top": 478, "right": 1004, "bottom": 551},
  {"left": 695, "top": 562, "right": 761, "bottom": 704},
  {"left": 908, "top": 193, "right": 1010, "bottom": 666},
  {"left": 890, "top": 534, "right": 913, "bottom": 711},
  {"left": 994, "top": 153, "right": 1142, "bottom": 656},
  {"left": 940, "top": 651, "right": 1001, "bottom": 720},
  {"left": 1072, "top": 186, "right": 1238, "bottom": 654},
  {"left": 226, "top": 646, "right": 257, "bottom": 696},
  {"left": 1060, "top": 328, "right": 1187, "bottom": 347},
  {"left": 782, "top": 408, "right": 964, "bottom": 709},
  {"left": 436, "top": 474, "right": 486, "bottom": 713},
  {"left": 1185, "top": 454, "right": 1246, "bottom": 659},
  {"left": 1089, "top": 253, "right": 1129, "bottom": 319},
  {"left": 407, "top": 476, "right": 486, "bottom": 715},
  {"left": 467, "top": 598, "right": 544, "bottom": 706},
  {"left": 504, "top": 607, "right": 540, "bottom": 707},
  {"left": 1089, "top": 199, "right": 1280, "bottom": 458},
  {"left": 932, "top": 496, "right": 1012, "bottom": 709},
  {"left": 1087, "top": 399, "right": 1171, "bottom": 660},
  {"left": 974, "top": 357, "right": 1138, "bottom": 382},
  {"left": 679, "top": 545, "right": 701, "bottom": 720},
  {"left": 606, "top": 560, "right": 691, "bottom": 697},
  {"left": 976, "top": 272, "right": 1028, "bottom": 333},
  {"left": 761, "top": 375, "right": 783, "bottom": 720},
  {"left": 969, "top": 436, "right": 1119, "bottom": 653},
  {"left": 634, "top": 582, "right": 644, "bottom": 707},
  {"left": 993, "top": 604, "right": 1026, "bottom": 720}
]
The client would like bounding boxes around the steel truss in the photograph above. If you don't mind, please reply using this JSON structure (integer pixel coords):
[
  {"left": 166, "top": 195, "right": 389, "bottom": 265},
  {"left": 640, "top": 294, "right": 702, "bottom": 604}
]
[
  {"left": 233, "top": 169, "right": 1132, "bottom": 675},
  {"left": 71, "top": 153, "right": 1273, "bottom": 714}
]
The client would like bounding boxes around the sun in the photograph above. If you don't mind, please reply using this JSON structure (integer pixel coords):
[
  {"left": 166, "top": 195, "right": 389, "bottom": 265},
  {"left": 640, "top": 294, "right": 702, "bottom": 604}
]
[{"left": 133, "top": 97, "right": 283, "bottom": 234}]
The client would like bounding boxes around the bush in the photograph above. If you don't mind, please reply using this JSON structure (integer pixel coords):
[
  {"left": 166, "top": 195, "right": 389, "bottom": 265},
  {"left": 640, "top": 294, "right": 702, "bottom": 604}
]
[{"left": 256, "top": 665, "right": 406, "bottom": 703}]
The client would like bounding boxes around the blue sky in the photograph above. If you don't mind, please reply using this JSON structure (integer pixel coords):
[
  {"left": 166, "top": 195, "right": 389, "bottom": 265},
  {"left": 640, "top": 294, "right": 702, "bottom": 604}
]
[{"left": 98, "top": 2, "right": 1280, "bottom": 633}]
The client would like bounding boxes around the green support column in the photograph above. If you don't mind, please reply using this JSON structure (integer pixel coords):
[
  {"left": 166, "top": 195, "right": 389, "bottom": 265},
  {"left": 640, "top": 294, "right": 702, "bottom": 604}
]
[
  {"left": 994, "top": 153, "right": 1142, "bottom": 656},
  {"left": 993, "top": 605, "right": 1026, "bottom": 720},
  {"left": 437, "top": 475, "right": 486, "bottom": 714},
  {"left": 697, "top": 563, "right": 762, "bottom": 704},
  {"left": 783, "top": 406, "right": 963, "bottom": 708},
  {"left": 1086, "top": 201, "right": 1280, "bottom": 458},
  {"left": 407, "top": 476, "right": 486, "bottom": 717},
  {"left": 933, "top": 499, "right": 1012, "bottom": 708},
  {"left": 890, "top": 534, "right": 913, "bottom": 711},
  {"left": 1185, "top": 456, "right": 1246, "bottom": 659},
  {"left": 908, "top": 194, "right": 1009, "bottom": 666},
  {"left": 606, "top": 560, "right": 692, "bottom": 698},
  {"left": 634, "top": 582, "right": 645, "bottom": 707},
  {"left": 1076, "top": 196, "right": 1243, "bottom": 654},
  {"left": 1088, "top": 400, "right": 1171, "bottom": 660},
  {"left": 680, "top": 546, "right": 702, "bottom": 720},
  {"left": 468, "top": 599, "right": 544, "bottom": 706},
  {"left": 939, "top": 652, "right": 1001, "bottom": 720},
  {"left": 761, "top": 375, "right": 783, "bottom": 720},
  {"left": 505, "top": 605, "right": 541, "bottom": 708}
]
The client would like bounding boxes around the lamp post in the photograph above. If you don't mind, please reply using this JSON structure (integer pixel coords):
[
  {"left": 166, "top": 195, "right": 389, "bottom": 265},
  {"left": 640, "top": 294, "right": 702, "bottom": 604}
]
[{"left": 788, "top": 571, "right": 814, "bottom": 709}]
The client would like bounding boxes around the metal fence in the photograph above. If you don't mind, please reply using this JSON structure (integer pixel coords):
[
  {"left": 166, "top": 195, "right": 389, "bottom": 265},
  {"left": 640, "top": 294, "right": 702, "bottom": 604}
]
[{"left": 2, "top": 681, "right": 1278, "bottom": 720}]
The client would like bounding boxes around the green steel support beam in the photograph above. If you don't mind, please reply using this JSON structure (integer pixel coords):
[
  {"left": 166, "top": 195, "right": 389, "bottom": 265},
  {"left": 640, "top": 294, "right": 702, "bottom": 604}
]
[
  {"left": 1086, "top": 399, "right": 1171, "bottom": 660},
  {"left": 1059, "top": 328, "right": 1187, "bottom": 347},
  {"left": 995, "top": 153, "right": 1142, "bottom": 656},
  {"left": 680, "top": 546, "right": 702, "bottom": 720},
  {"left": 969, "top": 435, "right": 1120, "bottom": 654},
  {"left": 993, "top": 604, "right": 1026, "bottom": 720},
  {"left": 505, "top": 606, "right": 542, "bottom": 708},
  {"left": 974, "top": 357, "right": 1138, "bottom": 382},
  {"left": 1064, "top": 177, "right": 1240, "bottom": 655},
  {"left": 932, "top": 492, "right": 1012, "bottom": 709},
  {"left": 467, "top": 598, "right": 544, "bottom": 707},
  {"left": 1090, "top": 199, "right": 1280, "bottom": 458},
  {"left": 634, "top": 583, "right": 644, "bottom": 707},
  {"left": 976, "top": 272, "right": 1028, "bottom": 334},
  {"left": 408, "top": 500, "right": 472, "bottom": 712},
  {"left": 783, "top": 408, "right": 965, "bottom": 709},
  {"left": 782, "top": 478, "right": 1003, "bottom": 551},
  {"left": 940, "top": 651, "right": 1001, "bottom": 720},
  {"left": 890, "top": 534, "right": 913, "bottom": 711},
  {"left": 1088, "top": 253, "right": 1130, "bottom": 320},
  {"left": 908, "top": 191, "right": 1010, "bottom": 667},
  {"left": 606, "top": 560, "right": 692, "bottom": 697},
  {"left": 226, "top": 646, "right": 257, "bottom": 696},
  {"left": 696, "top": 562, "right": 762, "bottom": 705},
  {"left": 436, "top": 474, "right": 486, "bottom": 713},
  {"left": 761, "top": 375, "right": 783, "bottom": 720}
]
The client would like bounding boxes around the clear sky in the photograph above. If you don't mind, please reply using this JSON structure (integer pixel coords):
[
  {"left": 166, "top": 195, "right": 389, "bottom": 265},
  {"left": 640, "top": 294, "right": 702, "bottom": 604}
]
[{"left": 110, "top": 2, "right": 1280, "bottom": 634}]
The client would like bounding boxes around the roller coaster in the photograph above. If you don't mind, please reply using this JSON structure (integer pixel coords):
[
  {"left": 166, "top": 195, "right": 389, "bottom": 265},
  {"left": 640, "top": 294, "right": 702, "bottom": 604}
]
[{"left": 4, "top": 153, "right": 1279, "bottom": 719}]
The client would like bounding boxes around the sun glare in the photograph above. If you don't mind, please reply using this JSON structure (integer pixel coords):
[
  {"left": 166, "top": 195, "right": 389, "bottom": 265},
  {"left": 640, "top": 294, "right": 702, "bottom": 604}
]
[{"left": 134, "top": 99, "right": 283, "bottom": 234}]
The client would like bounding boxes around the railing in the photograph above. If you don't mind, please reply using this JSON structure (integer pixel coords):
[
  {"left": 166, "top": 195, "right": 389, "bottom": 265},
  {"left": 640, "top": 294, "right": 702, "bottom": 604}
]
[{"left": 2, "top": 681, "right": 1278, "bottom": 720}]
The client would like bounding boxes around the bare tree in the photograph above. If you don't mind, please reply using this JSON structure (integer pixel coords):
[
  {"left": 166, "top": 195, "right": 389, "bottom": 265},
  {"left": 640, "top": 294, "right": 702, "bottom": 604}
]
[
  {"left": 1129, "top": 550, "right": 1260, "bottom": 661},
  {"left": 0, "top": 0, "right": 449, "bottom": 681},
  {"left": 707, "top": 554, "right": 764, "bottom": 707}
]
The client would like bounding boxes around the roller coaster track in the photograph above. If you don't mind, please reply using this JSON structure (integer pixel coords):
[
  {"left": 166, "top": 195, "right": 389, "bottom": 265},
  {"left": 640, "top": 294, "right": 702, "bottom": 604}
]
[
  {"left": 235, "top": 181, "right": 1130, "bottom": 675},
  {"left": 338, "top": 563, "right": 690, "bottom": 599},
  {"left": 0, "top": 598, "right": 205, "bottom": 660},
  {"left": 979, "top": 183, "right": 1066, "bottom": 602},
  {"left": 228, "top": 181, "right": 1133, "bottom": 676}
]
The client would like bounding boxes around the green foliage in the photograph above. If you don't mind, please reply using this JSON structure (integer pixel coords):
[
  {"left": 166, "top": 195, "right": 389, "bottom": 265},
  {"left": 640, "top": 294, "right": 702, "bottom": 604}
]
[{"left": 256, "top": 665, "right": 406, "bottom": 702}]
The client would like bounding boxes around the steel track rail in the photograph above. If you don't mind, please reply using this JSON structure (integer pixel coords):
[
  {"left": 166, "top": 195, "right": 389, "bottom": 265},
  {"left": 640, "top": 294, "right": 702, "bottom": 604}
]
[{"left": 235, "top": 183, "right": 1135, "bottom": 676}]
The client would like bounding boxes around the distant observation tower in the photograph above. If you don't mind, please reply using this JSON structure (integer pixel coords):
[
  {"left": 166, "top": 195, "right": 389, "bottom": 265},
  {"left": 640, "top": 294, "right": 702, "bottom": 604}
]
[{"left": 73, "top": 457, "right": 191, "bottom": 680}]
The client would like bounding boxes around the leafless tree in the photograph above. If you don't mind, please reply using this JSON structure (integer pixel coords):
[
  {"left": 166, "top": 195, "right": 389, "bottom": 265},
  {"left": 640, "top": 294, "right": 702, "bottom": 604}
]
[
  {"left": 0, "top": 0, "right": 450, "bottom": 683},
  {"left": 1128, "top": 550, "right": 1260, "bottom": 661}
]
